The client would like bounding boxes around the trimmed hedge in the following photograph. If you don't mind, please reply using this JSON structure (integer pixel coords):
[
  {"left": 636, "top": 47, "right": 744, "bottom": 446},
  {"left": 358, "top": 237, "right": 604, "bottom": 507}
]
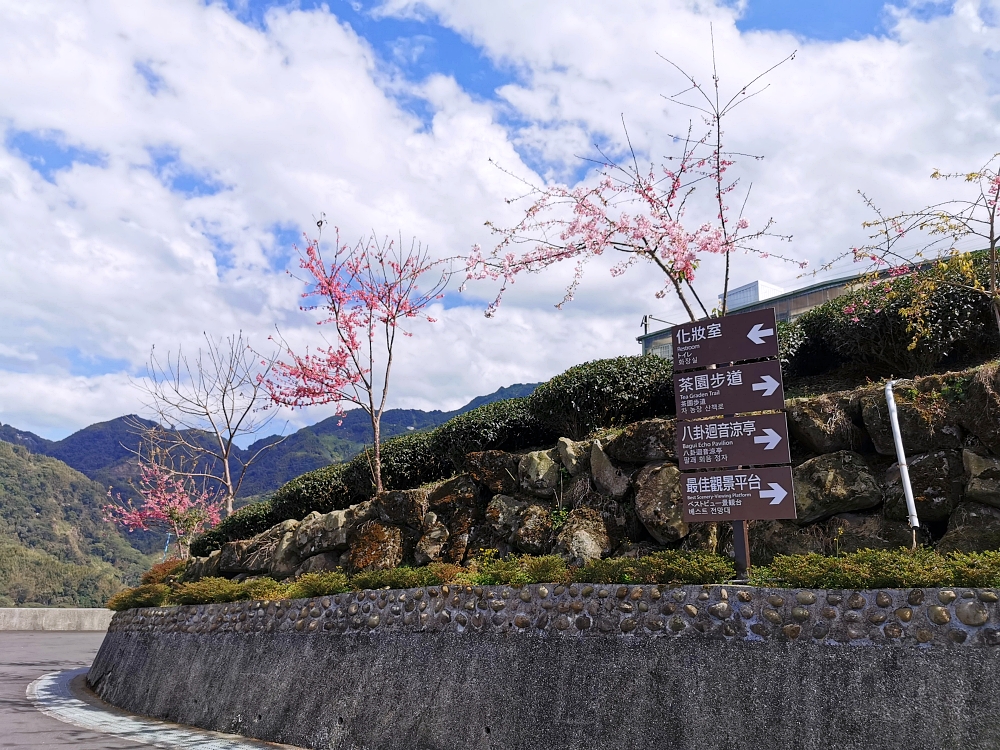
[
  {"left": 527, "top": 355, "right": 674, "bottom": 440},
  {"left": 341, "top": 431, "right": 451, "bottom": 502},
  {"left": 751, "top": 549, "right": 1000, "bottom": 589},
  {"left": 429, "top": 397, "right": 557, "bottom": 470},
  {"left": 269, "top": 463, "right": 353, "bottom": 520},
  {"left": 787, "top": 263, "right": 999, "bottom": 377},
  {"left": 189, "top": 499, "right": 280, "bottom": 558}
]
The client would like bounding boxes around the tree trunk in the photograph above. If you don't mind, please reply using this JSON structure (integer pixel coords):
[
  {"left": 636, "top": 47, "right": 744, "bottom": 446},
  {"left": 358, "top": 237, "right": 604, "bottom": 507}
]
[{"left": 372, "top": 417, "right": 383, "bottom": 494}]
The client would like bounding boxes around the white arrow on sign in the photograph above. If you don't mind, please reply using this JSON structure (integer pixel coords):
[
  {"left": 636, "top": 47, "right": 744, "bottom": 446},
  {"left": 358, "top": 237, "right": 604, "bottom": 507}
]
[
  {"left": 753, "top": 428, "right": 783, "bottom": 450},
  {"left": 746, "top": 323, "right": 775, "bottom": 345},
  {"left": 760, "top": 483, "right": 788, "bottom": 505},
  {"left": 751, "top": 374, "right": 780, "bottom": 397}
]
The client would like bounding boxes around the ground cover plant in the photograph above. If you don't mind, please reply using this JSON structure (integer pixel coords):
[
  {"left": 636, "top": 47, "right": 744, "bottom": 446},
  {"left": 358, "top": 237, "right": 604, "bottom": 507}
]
[{"left": 107, "top": 548, "right": 1000, "bottom": 611}]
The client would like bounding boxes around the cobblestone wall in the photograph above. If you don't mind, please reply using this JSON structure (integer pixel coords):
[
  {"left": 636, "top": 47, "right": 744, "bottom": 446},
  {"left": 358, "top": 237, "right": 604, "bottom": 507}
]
[
  {"left": 105, "top": 582, "right": 1000, "bottom": 647},
  {"left": 89, "top": 583, "right": 1000, "bottom": 750}
]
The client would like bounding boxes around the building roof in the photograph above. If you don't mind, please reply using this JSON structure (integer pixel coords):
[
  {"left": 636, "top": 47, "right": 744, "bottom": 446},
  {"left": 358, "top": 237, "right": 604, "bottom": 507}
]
[{"left": 635, "top": 270, "right": 864, "bottom": 344}]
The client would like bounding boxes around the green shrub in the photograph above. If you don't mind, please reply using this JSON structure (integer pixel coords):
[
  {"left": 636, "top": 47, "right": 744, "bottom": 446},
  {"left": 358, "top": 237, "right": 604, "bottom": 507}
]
[
  {"left": 787, "top": 267, "right": 998, "bottom": 378},
  {"left": 240, "top": 577, "right": 291, "bottom": 601},
  {"left": 527, "top": 355, "right": 674, "bottom": 440},
  {"left": 107, "top": 583, "right": 171, "bottom": 611},
  {"left": 350, "top": 566, "right": 443, "bottom": 591},
  {"left": 140, "top": 558, "right": 186, "bottom": 585},
  {"left": 752, "top": 549, "right": 1000, "bottom": 589},
  {"left": 342, "top": 431, "right": 450, "bottom": 501},
  {"left": 573, "top": 551, "right": 734, "bottom": 585},
  {"left": 430, "top": 398, "right": 558, "bottom": 470},
  {"left": 285, "top": 571, "right": 350, "bottom": 599},
  {"left": 190, "top": 499, "right": 279, "bottom": 557},
  {"left": 269, "top": 463, "right": 353, "bottom": 521},
  {"left": 170, "top": 577, "right": 247, "bottom": 605}
]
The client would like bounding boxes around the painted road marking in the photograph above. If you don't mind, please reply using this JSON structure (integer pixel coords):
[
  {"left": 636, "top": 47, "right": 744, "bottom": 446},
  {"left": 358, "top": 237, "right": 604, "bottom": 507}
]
[{"left": 28, "top": 669, "right": 298, "bottom": 749}]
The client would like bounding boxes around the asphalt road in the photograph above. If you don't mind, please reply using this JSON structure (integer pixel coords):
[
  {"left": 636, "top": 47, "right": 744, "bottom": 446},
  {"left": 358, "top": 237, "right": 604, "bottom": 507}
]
[{"left": 0, "top": 631, "right": 145, "bottom": 749}]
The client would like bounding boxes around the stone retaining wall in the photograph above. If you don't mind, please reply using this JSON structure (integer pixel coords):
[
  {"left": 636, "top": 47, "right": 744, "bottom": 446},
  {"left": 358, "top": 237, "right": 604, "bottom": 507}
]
[
  {"left": 90, "top": 583, "right": 1000, "bottom": 749},
  {"left": 0, "top": 607, "right": 112, "bottom": 631}
]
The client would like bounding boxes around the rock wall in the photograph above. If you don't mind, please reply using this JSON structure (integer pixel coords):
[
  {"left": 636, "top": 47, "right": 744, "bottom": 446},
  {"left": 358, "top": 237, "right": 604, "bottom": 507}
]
[
  {"left": 90, "top": 582, "right": 1000, "bottom": 750},
  {"left": 182, "top": 370, "right": 1000, "bottom": 580}
]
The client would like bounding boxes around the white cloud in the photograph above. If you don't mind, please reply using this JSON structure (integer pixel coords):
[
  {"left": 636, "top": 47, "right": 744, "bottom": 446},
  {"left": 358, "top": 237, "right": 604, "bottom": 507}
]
[{"left": 0, "top": 0, "right": 998, "bottom": 439}]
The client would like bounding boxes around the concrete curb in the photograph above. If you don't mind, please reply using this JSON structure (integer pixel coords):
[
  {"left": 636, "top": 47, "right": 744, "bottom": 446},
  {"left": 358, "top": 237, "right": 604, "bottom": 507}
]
[
  {"left": 0, "top": 608, "right": 113, "bottom": 631},
  {"left": 28, "top": 669, "right": 300, "bottom": 748}
]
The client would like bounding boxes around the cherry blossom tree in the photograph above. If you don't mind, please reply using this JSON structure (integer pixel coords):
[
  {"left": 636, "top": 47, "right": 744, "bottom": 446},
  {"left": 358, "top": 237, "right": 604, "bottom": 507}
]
[
  {"left": 131, "top": 332, "right": 288, "bottom": 516},
  {"left": 464, "top": 44, "right": 801, "bottom": 321},
  {"left": 839, "top": 154, "right": 1000, "bottom": 342},
  {"left": 265, "top": 220, "right": 449, "bottom": 494},
  {"left": 103, "top": 461, "right": 223, "bottom": 559}
]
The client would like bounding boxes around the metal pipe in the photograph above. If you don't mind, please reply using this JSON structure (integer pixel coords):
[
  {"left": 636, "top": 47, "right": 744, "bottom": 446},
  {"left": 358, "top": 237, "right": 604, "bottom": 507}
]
[{"left": 885, "top": 380, "right": 920, "bottom": 549}]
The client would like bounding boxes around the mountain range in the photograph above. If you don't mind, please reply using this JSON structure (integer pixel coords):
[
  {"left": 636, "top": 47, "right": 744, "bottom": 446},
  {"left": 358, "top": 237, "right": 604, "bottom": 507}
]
[
  {"left": 0, "top": 382, "right": 540, "bottom": 502},
  {"left": 0, "top": 382, "right": 539, "bottom": 605}
]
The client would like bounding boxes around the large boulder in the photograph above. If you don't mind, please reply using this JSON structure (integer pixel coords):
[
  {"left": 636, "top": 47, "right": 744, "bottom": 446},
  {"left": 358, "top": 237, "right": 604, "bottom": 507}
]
[
  {"left": 294, "top": 501, "right": 376, "bottom": 558},
  {"left": 786, "top": 392, "right": 868, "bottom": 454},
  {"left": 556, "top": 437, "right": 592, "bottom": 476},
  {"left": 937, "top": 502, "right": 1000, "bottom": 553},
  {"left": 376, "top": 489, "right": 429, "bottom": 527},
  {"left": 563, "top": 474, "right": 628, "bottom": 545},
  {"left": 268, "top": 526, "right": 303, "bottom": 579},
  {"left": 219, "top": 519, "right": 300, "bottom": 576},
  {"left": 183, "top": 550, "right": 221, "bottom": 581},
  {"left": 957, "top": 365, "right": 1000, "bottom": 454},
  {"left": 792, "top": 451, "right": 882, "bottom": 524},
  {"left": 964, "top": 449, "right": 1000, "bottom": 508},
  {"left": 749, "top": 520, "right": 824, "bottom": 565},
  {"left": 293, "top": 552, "right": 342, "bottom": 577},
  {"left": 414, "top": 512, "right": 450, "bottom": 565},
  {"left": 590, "top": 441, "right": 630, "bottom": 498},
  {"left": 883, "top": 450, "right": 963, "bottom": 523},
  {"left": 513, "top": 504, "right": 553, "bottom": 555},
  {"left": 485, "top": 494, "right": 528, "bottom": 540},
  {"left": 427, "top": 474, "right": 479, "bottom": 512},
  {"left": 553, "top": 508, "right": 610, "bottom": 566},
  {"left": 347, "top": 521, "right": 403, "bottom": 572},
  {"left": 604, "top": 419, "right": 677, "bottom": 464},
  {"left": 861, "top": 390, "right": 962, "bottom": 456},
  {"left": 465, "top": 451, "right": 519, "bottom": 495},
  {"left": 633, "top": 461, "right": 688, "bottom": 544},
  {"left": 519, "top": 449, "right": 560, "bottom": 498}
]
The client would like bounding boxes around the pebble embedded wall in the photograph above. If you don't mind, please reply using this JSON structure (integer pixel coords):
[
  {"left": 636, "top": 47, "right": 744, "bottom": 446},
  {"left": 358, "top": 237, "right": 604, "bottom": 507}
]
[
  {"left": 90, "top": 584, "right": 1000, "bottom": 750},
  {"left": 105, "top": 582, "right": 1000, "bottom": 648}
]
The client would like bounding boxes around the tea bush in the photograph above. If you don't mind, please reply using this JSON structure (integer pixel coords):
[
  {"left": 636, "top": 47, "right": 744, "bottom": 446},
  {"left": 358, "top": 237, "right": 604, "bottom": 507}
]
[
  {"left": 190, "top": 499, "right": 280, "bottom": 558},
  {"left": 429, "top": 398, "right": 557, "bottom": 470},
  {"left": 342, "top": 431, "right": 451, "bottom": 502},
  {"left": 527, "top": 355, "right": 674, "bottom": 440},
  {"left": 269, "top": 463, "right": 353, "bottom": 520}
]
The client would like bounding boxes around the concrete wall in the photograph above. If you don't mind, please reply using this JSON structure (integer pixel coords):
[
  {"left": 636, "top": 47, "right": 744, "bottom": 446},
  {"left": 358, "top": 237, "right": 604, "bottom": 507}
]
[
  {"left": 0, "top": 608, "right": 112, "bottom": 631},
  {"left": 89, "top": 583, "right": 1000, "bottom": 750}
]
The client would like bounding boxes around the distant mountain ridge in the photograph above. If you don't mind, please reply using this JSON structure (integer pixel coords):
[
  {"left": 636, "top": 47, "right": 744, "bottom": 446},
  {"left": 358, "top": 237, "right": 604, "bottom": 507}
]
[{"left": 0, "top": 382, "right": 541, "bottom": 500}]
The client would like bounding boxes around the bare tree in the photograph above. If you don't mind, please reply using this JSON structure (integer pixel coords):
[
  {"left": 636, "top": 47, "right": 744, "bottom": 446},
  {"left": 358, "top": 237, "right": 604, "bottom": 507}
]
[{"left": 130, "top": 331, "right": 288, "bottom": 516}]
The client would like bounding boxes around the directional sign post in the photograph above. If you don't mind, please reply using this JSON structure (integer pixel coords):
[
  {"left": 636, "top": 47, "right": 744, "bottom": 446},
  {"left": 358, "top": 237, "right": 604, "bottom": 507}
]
[
  {"left": 670, "top": 306, "right": 794, "bottom": 579},
  {"left": 671, "top": 308, "right": 780, "bottom": 371},
  {"left": 676, "top": 413, "right": 791, "bottom": 469},
  {"left": 681, "top": 466, "right": 796, "bottom": 522},
  {"left": 673, "top": 359, "right": 786, "bottom": 418}
]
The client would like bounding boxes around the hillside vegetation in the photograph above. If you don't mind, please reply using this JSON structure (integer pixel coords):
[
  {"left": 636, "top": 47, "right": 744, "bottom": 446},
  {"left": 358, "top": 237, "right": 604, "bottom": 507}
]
[{"left": 0, "top": 442, "right": 151, "bottom": 606}]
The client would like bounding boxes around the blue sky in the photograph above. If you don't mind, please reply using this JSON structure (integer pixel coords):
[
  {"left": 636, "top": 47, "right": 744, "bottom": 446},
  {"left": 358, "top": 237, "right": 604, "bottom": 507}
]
[{"left": 2, "top": 0, "right": 995, "bottom": 438}]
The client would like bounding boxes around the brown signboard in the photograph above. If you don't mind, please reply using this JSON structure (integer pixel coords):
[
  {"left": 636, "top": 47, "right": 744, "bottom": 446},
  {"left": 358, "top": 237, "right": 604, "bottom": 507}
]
[
  {"left": 673, "top": 359, "right": 785, "bottom": 419},
  {"left": 681, "top": 465, "right": 796, "bottom": 522},
  {"left": 671, "top": 308, "right": 779, "bottom": 371},
  {"left": 676, "top": 412, "right": 791, "bottom": 469}
]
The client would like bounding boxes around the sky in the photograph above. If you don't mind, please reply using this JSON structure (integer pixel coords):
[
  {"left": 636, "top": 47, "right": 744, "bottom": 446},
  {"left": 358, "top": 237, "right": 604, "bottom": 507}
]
[{"left": 1, "top": 0, "right": 998, "bottom": 441}]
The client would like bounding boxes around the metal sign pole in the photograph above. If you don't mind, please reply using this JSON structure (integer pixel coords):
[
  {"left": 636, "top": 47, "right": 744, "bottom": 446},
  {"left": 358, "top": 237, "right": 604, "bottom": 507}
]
[
  {"left": 884, "top": 380, "right": 920, "bottom": 550},
  {"left": 732, "top": 521, "right": 750, "bottom": 580}
]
